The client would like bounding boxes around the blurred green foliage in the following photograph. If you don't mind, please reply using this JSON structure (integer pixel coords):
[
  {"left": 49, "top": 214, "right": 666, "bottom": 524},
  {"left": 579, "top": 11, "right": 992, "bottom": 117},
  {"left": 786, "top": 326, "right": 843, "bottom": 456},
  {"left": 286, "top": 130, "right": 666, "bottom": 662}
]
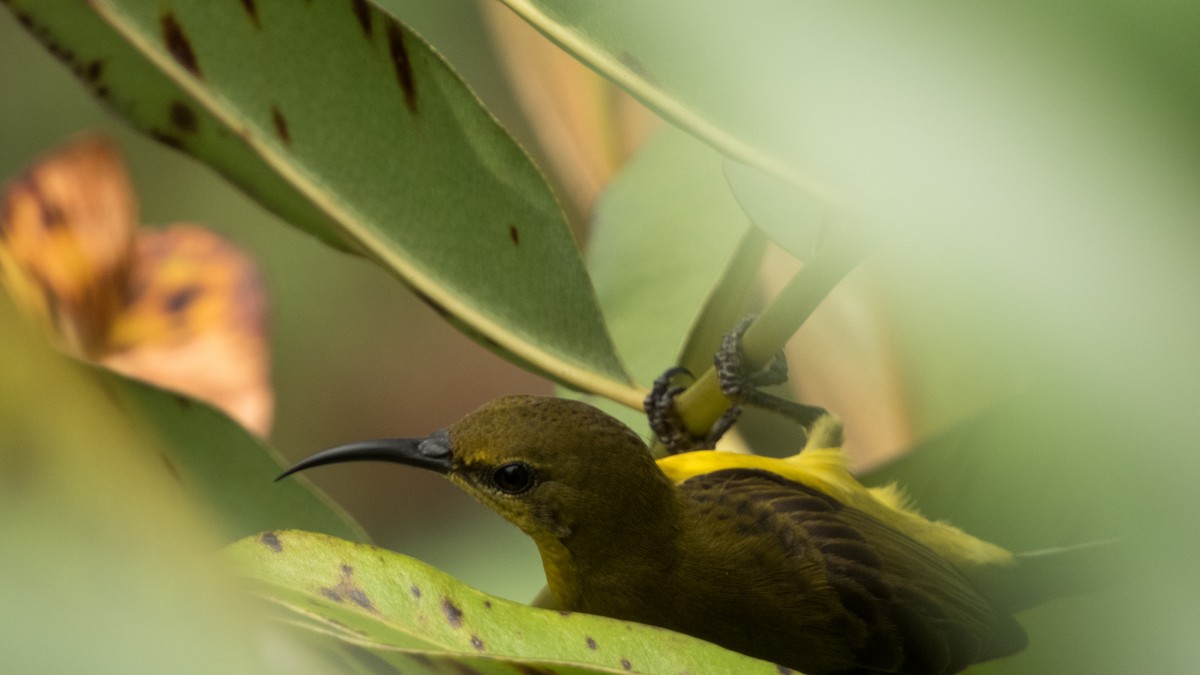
[{"left": 3, "top": 1, "right": 1200, "bottom": 673}]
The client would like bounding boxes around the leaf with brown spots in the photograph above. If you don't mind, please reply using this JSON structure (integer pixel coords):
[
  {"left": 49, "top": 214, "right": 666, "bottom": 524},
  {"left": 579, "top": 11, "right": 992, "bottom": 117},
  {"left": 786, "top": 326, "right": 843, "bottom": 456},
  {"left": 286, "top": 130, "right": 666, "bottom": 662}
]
[
  {"left": 8, "top": 0, "right": 638, "bottom": 408},
  {"left": 226, "top": 530, "right": 782, "bottom": 675}
]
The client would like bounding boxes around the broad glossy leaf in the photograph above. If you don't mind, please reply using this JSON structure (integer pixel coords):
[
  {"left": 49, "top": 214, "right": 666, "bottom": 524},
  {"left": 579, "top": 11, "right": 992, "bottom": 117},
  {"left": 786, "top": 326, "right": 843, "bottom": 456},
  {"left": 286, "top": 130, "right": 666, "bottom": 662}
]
[
  {"left": 227, "top": 530, "right": 785, "bottom": 674},
  {"left": 7, "top": 0, "right": 637, "bottom": 405}
]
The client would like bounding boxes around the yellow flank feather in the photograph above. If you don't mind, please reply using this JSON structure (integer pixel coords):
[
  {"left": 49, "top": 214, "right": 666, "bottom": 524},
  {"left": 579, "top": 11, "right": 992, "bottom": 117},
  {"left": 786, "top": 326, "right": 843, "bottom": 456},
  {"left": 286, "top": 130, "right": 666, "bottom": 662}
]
[{"left": 656, "top": 415, "right": 1015, "bottom": 570}]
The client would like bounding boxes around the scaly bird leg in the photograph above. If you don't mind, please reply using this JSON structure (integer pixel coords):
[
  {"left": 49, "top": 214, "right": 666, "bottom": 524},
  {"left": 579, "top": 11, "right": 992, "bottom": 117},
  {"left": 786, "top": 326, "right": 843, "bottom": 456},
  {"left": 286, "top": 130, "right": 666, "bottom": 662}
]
[
  {"left": 645, "top": 367, "right": 739, "bottom": 454},
  {"left": 716, "top": 315, "right": 827, "bottom": 430}
]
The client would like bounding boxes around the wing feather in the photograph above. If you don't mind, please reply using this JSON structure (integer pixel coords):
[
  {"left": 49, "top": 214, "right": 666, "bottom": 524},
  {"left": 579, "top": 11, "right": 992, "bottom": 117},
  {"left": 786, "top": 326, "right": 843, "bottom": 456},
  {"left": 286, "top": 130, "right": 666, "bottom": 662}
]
[{"left": 680, "top": 468, "right": 1026, "bottom": 674}]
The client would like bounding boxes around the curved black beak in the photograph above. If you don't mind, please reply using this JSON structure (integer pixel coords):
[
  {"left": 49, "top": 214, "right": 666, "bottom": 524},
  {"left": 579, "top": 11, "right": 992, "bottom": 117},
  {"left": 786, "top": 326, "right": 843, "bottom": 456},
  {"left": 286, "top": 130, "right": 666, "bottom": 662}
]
[{"left": 276, "top": 428, "right": 452, "bottom": 481}]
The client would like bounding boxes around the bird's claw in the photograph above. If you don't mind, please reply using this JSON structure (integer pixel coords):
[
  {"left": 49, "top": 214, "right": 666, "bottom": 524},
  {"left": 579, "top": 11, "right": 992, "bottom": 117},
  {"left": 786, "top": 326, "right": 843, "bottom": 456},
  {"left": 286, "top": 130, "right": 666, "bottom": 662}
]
[
  {"left": 645, "top": 367, "right": 735, "bottom": 454},
  {"left": 715, "top": 315, "right": 827, "bottom": 430}
]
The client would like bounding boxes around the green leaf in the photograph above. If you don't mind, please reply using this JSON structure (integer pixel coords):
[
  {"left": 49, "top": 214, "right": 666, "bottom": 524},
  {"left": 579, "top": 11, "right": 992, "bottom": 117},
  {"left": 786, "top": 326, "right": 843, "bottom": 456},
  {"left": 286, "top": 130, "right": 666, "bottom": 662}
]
[
  {"left": 226, "top": 530, "right": 784, "bottom": 675},
  {"left": 722, "top": 161, "right": 827, "bottom": 261},
  {"left": 491, "top": 0, "right": 841, "bottom": 232},
  {"left": 494, "top": 2, "right": 1200, "bottom": 267},
  {"left": 7, "top": 0, "right": 638, "bottom": 406},
  {"left": 283, "top": 629, "right": 631, "bottom": 675},
  {"left": 0, "top": 299, "right": 314, "bottom": 674},
  {"left": 576, "top": 128, "right": 751, "bottom": 426},
  {"left": 84, "top": 366, "right": 365, "bottom": 543}
]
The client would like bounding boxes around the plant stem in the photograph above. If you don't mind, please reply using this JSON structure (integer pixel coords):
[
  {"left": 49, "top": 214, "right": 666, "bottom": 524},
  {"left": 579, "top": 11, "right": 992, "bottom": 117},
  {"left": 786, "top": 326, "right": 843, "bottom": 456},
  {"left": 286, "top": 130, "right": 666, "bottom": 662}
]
[{"left": 672, "top": 229, "right": 868, "bottom": 439}]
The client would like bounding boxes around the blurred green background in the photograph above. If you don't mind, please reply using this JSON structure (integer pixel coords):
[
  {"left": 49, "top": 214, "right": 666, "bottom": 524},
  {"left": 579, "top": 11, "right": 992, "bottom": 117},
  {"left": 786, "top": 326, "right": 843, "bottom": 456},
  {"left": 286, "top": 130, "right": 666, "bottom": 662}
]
[
  {"left": 4, "top": 2, "right": 1200, "bottom": 672},
  {"left": 0, "top": 1, "right": 551, "bottom": 603}
]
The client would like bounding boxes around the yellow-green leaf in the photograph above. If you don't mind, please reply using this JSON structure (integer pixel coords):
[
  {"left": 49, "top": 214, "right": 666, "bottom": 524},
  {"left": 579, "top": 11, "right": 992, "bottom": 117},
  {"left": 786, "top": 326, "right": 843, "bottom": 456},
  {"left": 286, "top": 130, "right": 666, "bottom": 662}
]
[{"left": 226, "top": 530, "right": 787, "bottom": 674}]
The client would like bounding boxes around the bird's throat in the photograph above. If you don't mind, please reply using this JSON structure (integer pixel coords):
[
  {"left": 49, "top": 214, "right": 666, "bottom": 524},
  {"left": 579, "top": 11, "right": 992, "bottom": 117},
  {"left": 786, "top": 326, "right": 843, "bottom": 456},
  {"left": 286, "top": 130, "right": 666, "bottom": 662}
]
[{"left": 531, "top": 496, "right": 686, "bottom": 615}]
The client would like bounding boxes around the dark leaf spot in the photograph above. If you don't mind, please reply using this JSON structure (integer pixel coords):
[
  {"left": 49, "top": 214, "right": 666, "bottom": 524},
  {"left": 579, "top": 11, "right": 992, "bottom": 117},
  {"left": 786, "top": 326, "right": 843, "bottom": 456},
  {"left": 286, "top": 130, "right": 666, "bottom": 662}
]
[
  {"left": 557, "top": 610, "right": 572, "bottom": 617},
  {"left": 469, "top": 635, "right": 484, "bottom": 651},
  {"left": 38, "top": 200, "right": 65, "bottom": 230},
  {"left": 321, "top": 565, "right": 377, "bottom": 611},
  {"left": 161, "top": 13, "right": 201, "bottom": 77},
  {"left": 149, "top": 129, "right": 185, "bottom": 150},
  {"left": 173, "top": 394, "right": 192, "bottom": 410},
  {"left": 410, "top": 585, "right": 422, "bottom": 599},
  {"left": 385, "top": 20, "right": 417, "bottom": 113},
  {"left": 351, "top": 0, "right": 372, "bottom": 37},
  {"left": 169, "top": 101, "right": 198, "bottom": 133},
  {"left": 239, "top": 0, "right": 261, "bottom": 28},
  {"left": 347, "top": 587, "right": 374, "bottom": 610},
  {"left": 165, "top": 286, "right": 201, "bottom": 314},
  {"left": 259, "top": 531, "right": 283, "bottom": 552},
  {"left": 508, "top": 224, "right": 519, "bottom": 246},
  {"left": 84, "top": 60, "right": 104, "bottom": 83},
  {"left": 442, "top": 597, "right": 463, "bottom": 628},
  {"left": 586, "top": 637, "right": 597, "bottom": 650},
  {"left": 776, "top": 666, "right": 794, "bottom": 675},
  {"left": 271, "top": 105, "right": 291, "bottom": 145},
  {"left": 483, "top": 600, "right": 492, "bottom": 609},
  {"left": 620, "top": 658, "right": 632, "bottom": 670}
]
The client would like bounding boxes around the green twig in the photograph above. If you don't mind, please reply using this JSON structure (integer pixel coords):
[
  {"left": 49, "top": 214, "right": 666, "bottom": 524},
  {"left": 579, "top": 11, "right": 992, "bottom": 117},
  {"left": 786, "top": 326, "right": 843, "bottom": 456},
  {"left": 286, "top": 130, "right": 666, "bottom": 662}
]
[{"left": 671, "top": 229, "right": 868, "bottom": 439}]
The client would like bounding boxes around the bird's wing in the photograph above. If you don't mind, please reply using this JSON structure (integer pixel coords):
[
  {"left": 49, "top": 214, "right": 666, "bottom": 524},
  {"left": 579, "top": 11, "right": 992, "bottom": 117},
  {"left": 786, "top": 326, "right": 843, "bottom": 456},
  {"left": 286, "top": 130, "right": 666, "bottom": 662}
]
[{"left": 680, "top": 468, "right": 1027, "bottom": 675}]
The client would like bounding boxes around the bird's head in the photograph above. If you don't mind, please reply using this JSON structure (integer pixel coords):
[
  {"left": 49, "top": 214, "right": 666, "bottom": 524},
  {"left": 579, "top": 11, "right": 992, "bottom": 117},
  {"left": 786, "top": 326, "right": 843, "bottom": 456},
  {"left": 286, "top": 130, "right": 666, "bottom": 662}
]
[{"left": 279, "top": 395, "right": 675, "bottom": 546}]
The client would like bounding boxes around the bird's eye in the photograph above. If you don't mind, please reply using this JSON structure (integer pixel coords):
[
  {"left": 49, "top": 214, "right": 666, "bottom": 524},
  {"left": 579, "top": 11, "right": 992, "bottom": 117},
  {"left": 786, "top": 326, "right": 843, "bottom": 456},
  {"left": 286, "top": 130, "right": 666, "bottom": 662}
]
[{"left": 492, "top": 462, "right": 535, "bottom": 494}]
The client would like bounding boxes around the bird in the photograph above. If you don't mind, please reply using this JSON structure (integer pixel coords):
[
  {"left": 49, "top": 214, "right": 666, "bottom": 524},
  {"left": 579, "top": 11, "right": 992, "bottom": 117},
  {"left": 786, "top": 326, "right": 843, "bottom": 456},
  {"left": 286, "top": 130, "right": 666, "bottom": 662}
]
[{"left": 279, "top": 394, "right": 1100, "bottom": 674}]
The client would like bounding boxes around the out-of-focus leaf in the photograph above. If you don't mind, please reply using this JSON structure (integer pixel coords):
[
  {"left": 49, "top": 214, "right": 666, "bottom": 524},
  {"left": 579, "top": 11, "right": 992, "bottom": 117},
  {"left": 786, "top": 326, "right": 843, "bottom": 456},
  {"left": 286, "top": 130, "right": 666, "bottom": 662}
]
[
  {"left": 480, "top": 2, "right": 657, "bottom": 224},
  {"left": 0, "top": 297, "right": 320, "bottom": 674},
  {"left": 0, "top": 135, "right": 275, "bottom": 435},
  {"left": 6, "top": 0, "right": 638, "bottom": 406},
  {"left": 579, "top": 128, "right": 750, "bottom": 427},
  {"left": 88, "top": 365, "right": 364, "bottom": 543},
  {"left": 227, "top": 530, "right": 785, "bottom": 674},
  {"left": 862, "top": 391, "right": 1189, "bottom": 674},
  {"left": 723, "top": 161, "right": 828, "bottom": 260}
]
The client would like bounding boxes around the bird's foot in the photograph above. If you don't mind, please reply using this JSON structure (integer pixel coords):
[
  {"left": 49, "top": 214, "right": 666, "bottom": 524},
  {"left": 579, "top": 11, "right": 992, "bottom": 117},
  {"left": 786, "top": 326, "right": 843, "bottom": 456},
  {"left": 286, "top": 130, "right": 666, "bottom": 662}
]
[
  {"left": 716, "top": 315, "right": 827, "bottom": 429},
  {"left": 645, "top": 367, "right": 740, "bottom": 454}
]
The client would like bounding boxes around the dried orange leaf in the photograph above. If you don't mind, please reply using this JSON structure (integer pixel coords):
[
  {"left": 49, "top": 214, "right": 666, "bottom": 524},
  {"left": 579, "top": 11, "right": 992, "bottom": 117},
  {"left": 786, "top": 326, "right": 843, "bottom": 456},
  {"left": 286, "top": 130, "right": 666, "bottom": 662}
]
[
  {"left": 0, "top": 134, "right": 134, "bottom": 355},
  {"left": 1, "top": 135, "right": 273, "bottom": 436},
  {"left": 104, "top": 225, "right": 273, "bottom": 437}
]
